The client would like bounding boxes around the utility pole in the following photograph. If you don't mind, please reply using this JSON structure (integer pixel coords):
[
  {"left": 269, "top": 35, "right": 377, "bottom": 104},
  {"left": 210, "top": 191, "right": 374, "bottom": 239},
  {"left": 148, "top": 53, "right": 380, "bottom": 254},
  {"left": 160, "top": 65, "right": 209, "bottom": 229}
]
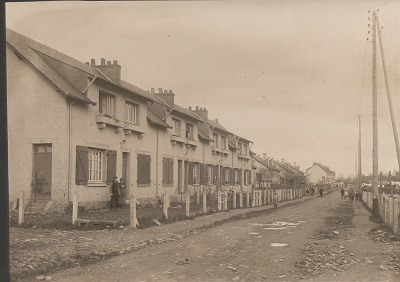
[
  {"left": 376, "top": 14, "right": 400, "bottom": 174},
  {"left": 359, "top": 115, "right": 362, "bottom": 190},
  {"left": 371, "top": 10, "right": 379, "bottom": 198}
]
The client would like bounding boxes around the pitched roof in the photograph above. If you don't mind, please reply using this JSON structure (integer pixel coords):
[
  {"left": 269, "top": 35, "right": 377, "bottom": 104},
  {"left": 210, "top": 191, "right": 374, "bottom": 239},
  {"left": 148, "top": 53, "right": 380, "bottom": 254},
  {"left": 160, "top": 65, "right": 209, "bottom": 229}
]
[
  {"left": 207, "top": 119, "right": 231, "bottom": 134},
  {"left": 228, "top": 134, "right": 239, "bottom": 150},
  {"left": 253, "top": 155, "right": 280, "bottom": 172},
  {"left": 173, "top": 104, "right": 204, "bottom": 122},
  {"left": 198, "top": 126, "right": 213, "bottom": 141},
  {"left": 147, "top": 108, "right": 172, "bottom": 129},
  {"left": 6, "top": 28, "right": 163, "bottom": 106},
  {"left": 306, "top": 162, "right": 335, "bottom": 175}
]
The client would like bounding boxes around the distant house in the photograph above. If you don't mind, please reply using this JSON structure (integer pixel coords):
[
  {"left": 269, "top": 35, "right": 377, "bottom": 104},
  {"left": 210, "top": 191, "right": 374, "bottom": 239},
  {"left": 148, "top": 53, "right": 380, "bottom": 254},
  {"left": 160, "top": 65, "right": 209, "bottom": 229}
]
[{"left": 305, "top": 162, "right": 335, "bottom": 184}]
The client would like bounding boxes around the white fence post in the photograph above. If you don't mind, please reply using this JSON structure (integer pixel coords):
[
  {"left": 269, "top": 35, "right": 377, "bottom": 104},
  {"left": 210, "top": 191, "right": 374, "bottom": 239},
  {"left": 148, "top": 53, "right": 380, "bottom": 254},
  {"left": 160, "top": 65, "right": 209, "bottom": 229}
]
[
  {"left": 18, "top": 191, "right": 25, "bottom": 225},
  {"left": 217, "top": 191, "right": 222, "bottom": 211},
  {"left": 246, "top": 191, "right": 250, "bottom": 208},
  {"left": 239, "top": 191, "right": 243, "bottom": 208},
  {"left": 224, "top": 191, "right": 228, "bottom": 210},
  {"left": 186, "top": 193, "right": 190, "bottom": 217},
  {"left": 130, "top": 194, "right": 138, "bottom": 229},
  {"left": 163, "top": 193, "right": 168, "bottom": 220},
  {"left": 252, "top": 190, "right": 256, "bottom": 207},
  {"left": 72, "top": 190, "right": 78, "bottom": 225},
  {"left": 202, "top": 191, "right": 207, "bottom": 214}
]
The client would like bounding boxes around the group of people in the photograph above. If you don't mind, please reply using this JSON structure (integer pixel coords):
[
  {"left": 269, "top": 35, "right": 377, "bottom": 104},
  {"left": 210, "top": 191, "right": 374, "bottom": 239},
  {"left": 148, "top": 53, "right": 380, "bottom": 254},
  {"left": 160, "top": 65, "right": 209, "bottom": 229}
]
[
  {"left": 305, "top": 186, "right": 324, "bottom": 197},
  {"left": 109, "top": 176, "right": 126, "bottom": 210}
]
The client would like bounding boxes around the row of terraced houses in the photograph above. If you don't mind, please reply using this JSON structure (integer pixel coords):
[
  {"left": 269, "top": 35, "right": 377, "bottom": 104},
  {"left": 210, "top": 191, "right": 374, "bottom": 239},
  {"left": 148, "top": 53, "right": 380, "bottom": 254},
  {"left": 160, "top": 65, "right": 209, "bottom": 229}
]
[{"left": 7, "top": 29, "right": 326, "bottom": 212}]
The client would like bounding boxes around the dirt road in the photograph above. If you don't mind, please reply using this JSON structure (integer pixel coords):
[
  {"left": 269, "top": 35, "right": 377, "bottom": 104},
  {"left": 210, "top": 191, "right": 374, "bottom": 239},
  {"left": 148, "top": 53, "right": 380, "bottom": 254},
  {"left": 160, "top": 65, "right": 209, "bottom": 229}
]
[{"left": 49, "top": 191, "right": 399, "bottom": 281}]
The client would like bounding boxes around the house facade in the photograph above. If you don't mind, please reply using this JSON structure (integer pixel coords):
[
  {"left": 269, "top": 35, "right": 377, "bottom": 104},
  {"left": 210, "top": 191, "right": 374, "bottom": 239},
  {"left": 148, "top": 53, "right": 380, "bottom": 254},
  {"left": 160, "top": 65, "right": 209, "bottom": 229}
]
[
  {"left": 7, "top": 28, "right": 255, "bottom": 212},
  {"left": 305, "top": 162, "right": 335, "bottom": 184}
]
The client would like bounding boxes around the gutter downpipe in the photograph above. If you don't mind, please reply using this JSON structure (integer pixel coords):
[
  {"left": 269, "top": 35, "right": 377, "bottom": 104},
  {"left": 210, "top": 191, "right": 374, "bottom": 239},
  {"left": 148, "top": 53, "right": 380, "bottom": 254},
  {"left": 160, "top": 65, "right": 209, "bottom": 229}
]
[{"left": 68, "top": 100, "right": 77, "bottom": 203}]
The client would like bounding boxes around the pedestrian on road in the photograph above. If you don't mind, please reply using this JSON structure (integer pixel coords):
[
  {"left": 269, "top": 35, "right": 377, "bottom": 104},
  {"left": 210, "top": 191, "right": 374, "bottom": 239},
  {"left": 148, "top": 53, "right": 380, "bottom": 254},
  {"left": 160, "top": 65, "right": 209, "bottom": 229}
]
[
  {"left": 344, "top": 190, "right": 349, "bottom": 199},
  {"left": 341, "top": 187, "right": 344, "bottom": 199},
  {"left": 306, "top": 186, "right": 309, "bottom": 196},
  {"left": 319, "top": 187, "right": 323, "bottom": 197},
  {"left": 273, "top": 191, "right": 278, "bottom": 209},
  {"left": 109, "top": 176, "right": 120, "bottom": 210}
]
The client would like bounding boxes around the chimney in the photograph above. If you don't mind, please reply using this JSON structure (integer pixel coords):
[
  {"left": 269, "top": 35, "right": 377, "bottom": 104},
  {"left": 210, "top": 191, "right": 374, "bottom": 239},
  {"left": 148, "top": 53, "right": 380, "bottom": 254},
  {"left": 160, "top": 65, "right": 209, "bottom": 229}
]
[
  {"left": 90, "top": 59, "right": 95, "bottom": 66},
  {"left": 293, "top": 162, "right": 296, "bottom": 167},
  {"left": 94, "top": 58, "right": 121, "bottom": 83},
  {"left": 215, "top": 118, "right": 219, "bottom": 123},
  {"left": 151, "top": 88, "right": 155, "bottom": 94},
  {"left": 85, "top": 62, "right": 89, "bottom": 65},
  {"left": 156, "top": 89, "right": 175, "bottom": 107},
  {"left": 263, "top": 153, "right": 267, "bottom": 161},
  {"left": 191, "top": 106, "right": 208, "bottom": 120}
]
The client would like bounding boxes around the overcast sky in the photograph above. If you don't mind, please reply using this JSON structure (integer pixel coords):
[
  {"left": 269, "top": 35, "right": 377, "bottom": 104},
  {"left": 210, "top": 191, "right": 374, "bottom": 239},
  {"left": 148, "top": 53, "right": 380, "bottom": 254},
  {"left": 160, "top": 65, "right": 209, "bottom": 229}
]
[{"left": 6, "top": 1, "right": 400, "bottom": 177}]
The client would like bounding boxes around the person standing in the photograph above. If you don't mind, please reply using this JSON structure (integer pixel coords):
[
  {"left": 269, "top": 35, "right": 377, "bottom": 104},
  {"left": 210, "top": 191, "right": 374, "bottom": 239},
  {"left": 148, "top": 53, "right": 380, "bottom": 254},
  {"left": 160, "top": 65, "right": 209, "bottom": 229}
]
[
  {"left": 109, "top": 176, "right": 120, "bottom": 210},
  {"left": 273, "top": 191, "right": 278, "bottom": 209},
  {"left": 119, "top": 178, "right": 126, "bottom": 209},
  {"left": 341, "top": 187, "right": 345, "bottom": 199}
]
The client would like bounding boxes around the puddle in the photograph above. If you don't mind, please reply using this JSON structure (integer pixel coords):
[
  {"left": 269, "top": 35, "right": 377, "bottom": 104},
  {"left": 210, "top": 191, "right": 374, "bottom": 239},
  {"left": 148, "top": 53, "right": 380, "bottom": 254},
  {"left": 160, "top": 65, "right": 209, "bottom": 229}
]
[{"left": 271, "top": 243, "right": 288, "bottom": 247}]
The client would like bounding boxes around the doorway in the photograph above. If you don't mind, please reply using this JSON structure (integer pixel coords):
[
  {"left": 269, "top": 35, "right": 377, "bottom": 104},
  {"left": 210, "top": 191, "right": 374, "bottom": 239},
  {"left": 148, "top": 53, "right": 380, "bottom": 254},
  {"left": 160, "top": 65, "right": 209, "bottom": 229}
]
[{"left": 33, "top": 144, "right": 52, "bottom": 202}]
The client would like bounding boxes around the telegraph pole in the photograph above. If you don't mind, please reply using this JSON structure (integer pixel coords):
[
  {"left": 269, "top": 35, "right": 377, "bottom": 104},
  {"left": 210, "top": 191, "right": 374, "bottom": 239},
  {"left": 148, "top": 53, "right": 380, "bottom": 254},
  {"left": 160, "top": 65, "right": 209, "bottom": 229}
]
[
  {"left": 359, "top": 115, "right": 362, "bottom": 190},
  {"left": 376, "top": 14, "right": 400, "bottom": 174}
]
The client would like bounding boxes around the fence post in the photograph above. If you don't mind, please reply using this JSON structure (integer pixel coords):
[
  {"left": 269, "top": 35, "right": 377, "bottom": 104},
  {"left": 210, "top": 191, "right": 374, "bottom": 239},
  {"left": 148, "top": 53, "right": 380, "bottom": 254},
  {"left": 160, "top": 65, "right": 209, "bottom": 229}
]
[
  {"left": 233, "top": 191, "right": 237, "bottom": 209},
  {"left": 186, "top": 193, "right": 190, "bottom": 217},
  {"left": 202, "top": 191, "right": 207, "bottom": 214},
  {"left": 246, "top": 191, "right": 250, "bottom": 208},
  {"left": 252, "top": 190, "right": 256, "bottom": 207},
  {"left": 130, "top": 194, "right": 138, "bottom": 229},
  {"left": 72, "top": 190, "right": 78, "bottom": 225},
  {"left": 163, "top": 193, "right": 168, "bottom": 220},
  {"left": 18, "top": 191, "right": 25, "bottom": 225},
  {"left": 224, "top": 191, "right": 228, "bottom": 210},
  {"left": 218, "top": 191, "right": 222, "bottom": 211},
  {"left": 197, "top": 188, "right": 201, "bottom": 205},
  {"left": 239, "top": 191, "right": 243, "bottom": 208}
]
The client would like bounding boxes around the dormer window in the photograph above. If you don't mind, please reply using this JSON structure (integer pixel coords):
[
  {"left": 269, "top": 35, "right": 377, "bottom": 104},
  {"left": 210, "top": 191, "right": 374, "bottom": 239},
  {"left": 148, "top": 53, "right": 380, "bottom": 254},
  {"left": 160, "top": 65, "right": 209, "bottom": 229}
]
[
  {"left": 221, "top": 136, "right": 227, "bottom": 150},
  {"left": 186, "top": 123, "right": 193, "bottom": 139},
  {"left": 125, "top": 102, "right": 138, "bottom": 124},
  {"left": 99, "top": 91, "right": 115, "bottom": 118},
  {"left": 213, "top": 133, "right": 218, "bottom": 147},
  {"left": 173, "top": 118, "right": 181, "bottom": 136}
]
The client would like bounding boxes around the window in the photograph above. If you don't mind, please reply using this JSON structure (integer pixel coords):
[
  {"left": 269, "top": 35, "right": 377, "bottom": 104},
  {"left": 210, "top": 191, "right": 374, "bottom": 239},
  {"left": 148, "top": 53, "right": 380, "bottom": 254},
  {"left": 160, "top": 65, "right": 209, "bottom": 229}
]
[
  {"left": 207, "top": 165, "right": 213, "bottom": 184},
  {"left": 162, "top": 158, "right": 174, "bottom": 185},
  {"left": 88, "top": 148, "right": 104, "bottom": 182},
  {"left": 221, "top": 136, "right": 227, "bottom": 150},
  {"left": 193, "top": 163, "right": 199, "bottom": 184},
  {"left": 238, "top": 143, "right": 243, "bottom": 155},
  {"left": 173, "top": 118, "right": 181, "bottom": 136},
  {"left": 125, "top": 102, "right": 138, "bottom": 124},
  {"left": 99, "top": 92, "right": 115, "bottom": 117},
  {"left": 244, "top": 170, "right": 251, "bottom": 185},
  {"left": 137, "top": 154, "right": 151, "bottom": 185},
  {"left": 213, "top": 133, "right": 218, "bottom": 147},
  {"left": 224, "top": 167, "right": 230, "bottom": 184},
  {"left": 234, "top": 169, "right": 238, "bottom": 184},
  {"left": 186, "top": 123, "right": 193, "bottom": 139},
  {"left": 243, "top": 144, "right": 248, "bottom": 156}
]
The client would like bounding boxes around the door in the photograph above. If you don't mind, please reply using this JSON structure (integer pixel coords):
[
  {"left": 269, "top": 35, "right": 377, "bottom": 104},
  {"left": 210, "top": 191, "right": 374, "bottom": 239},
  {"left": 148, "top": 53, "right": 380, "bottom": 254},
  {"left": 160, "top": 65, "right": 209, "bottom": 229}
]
[{"left": 34, "top": 144, "right": 52, "bottom": 202}]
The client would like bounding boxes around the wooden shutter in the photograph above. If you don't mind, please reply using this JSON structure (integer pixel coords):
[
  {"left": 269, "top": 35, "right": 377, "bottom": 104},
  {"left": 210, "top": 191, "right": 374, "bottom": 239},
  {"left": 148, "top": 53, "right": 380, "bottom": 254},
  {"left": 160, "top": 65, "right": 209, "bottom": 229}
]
[
  {"left": 204, "top": 164, "right": 208, "bottom": 185},
  {"left": 168, "top": 158, "right": 174, "bottom": 184},
  {"left": 239, "top": 168, "right": 242, "bottom": 184},
  {"left": 221, "top": 167, "right": 225, "bottom": 185},
  {"left": 107, "top": 150, "right": 117, "bottom": 182},
  {"left": 137, "top": 154, "right": 151, "bottom": 185},
  {"left": 75, "top": 146, "right": 88, "bottom": 185},
  {"left": 188, "top": 162, "right": 193, "bottom": 185},
  {"left": 230, "top": 168, "right": 234, "bottom": 185},
  {"left": 200, "top": 164, "right": 206, "bottom": 185}
]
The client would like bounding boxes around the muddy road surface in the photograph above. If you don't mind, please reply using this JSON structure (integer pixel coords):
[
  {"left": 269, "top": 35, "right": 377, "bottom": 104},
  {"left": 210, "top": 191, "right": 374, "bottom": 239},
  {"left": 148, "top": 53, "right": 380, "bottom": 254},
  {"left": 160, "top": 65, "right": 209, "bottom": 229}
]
[{"left": 49, "top": 191, "right": 399, "bottom": 281}]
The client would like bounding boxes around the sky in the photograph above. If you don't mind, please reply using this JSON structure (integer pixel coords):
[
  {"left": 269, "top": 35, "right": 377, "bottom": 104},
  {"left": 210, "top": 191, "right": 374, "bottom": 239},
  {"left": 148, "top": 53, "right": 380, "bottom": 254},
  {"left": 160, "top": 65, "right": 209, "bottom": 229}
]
[{"left": 6, "top": 0, "right": 400, "bottom": 178}]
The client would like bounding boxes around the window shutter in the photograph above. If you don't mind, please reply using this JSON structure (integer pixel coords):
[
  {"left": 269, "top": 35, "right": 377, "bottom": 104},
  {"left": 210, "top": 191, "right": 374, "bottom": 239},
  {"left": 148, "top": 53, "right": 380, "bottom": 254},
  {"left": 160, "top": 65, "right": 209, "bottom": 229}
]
[
  {"left": 137, "top": 154, "right": 151, "bottom": 185},
  {"left": 200, "top": 164, "right": 205, "bottom": 185},
  {"left": 239, "top": 169, "right": 242, "bottom": 184},
  {"left": 75, "top": 146, "right": 88, "bottom": 185},
  {"left": 230, "top": 168, "right": 234, "bottom": 185},
  {"left": 188, "top": 162, "right": 193, "bottom": 185},
  {"left": 168, "top": 159, "right": 174, "bottom": 184},
  {"left": 107, "top": 150, "right": 117, "bottom": 182},
  {"left": 221, "top": 167, "right": 225, "bottom": 185}
]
